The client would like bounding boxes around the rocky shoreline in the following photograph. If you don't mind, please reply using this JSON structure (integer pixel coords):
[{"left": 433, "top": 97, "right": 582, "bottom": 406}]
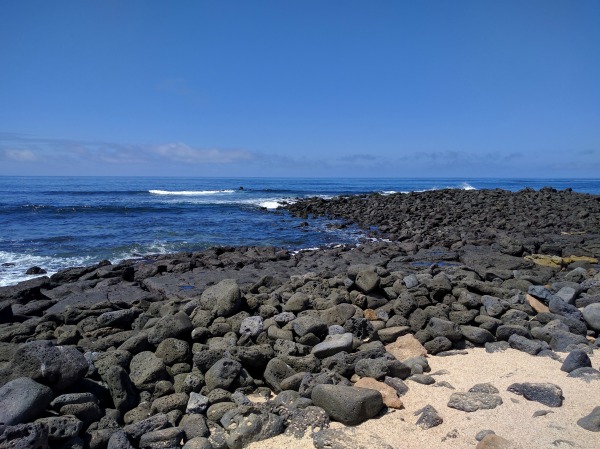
[{"left": 1, "top": 187, "right": 600, "bottom": 449}]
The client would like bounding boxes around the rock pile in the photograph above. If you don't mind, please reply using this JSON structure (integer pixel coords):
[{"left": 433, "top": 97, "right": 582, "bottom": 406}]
[{"left": 0, "top": 188, "right": 599, "bottom": 448}]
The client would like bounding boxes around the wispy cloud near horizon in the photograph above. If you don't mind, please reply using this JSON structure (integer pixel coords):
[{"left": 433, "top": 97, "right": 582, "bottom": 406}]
[{"left": 0, "top": 133, "right": 255, "bottom": 174}]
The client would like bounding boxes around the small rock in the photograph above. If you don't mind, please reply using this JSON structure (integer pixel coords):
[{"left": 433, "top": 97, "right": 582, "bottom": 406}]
[
  {"left": 447, "top": 392, "right": 503, "bottom": 412},
  {"left": 415, "top": 404, "right": 443, "bottom": 429}
]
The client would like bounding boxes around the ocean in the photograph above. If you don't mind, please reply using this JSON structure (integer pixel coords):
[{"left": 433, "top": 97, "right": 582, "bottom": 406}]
[{"left": 1, "top": 177, "right": 599, "bottom": 287}]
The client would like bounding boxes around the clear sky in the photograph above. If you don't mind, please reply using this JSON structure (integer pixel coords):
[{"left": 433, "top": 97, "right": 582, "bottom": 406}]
[{"left": 1, "top": 0, "right": 598, "bottom": 177}]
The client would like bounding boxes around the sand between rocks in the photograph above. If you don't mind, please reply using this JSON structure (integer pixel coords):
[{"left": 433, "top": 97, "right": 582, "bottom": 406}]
[{"left": 248, "top": 348, "right": 600, "bottom": 449}]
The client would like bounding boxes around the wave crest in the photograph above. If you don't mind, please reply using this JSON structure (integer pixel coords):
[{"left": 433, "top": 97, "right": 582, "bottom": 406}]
[{"left": 149, "top": 189, "right": 235, "bottom": 196}]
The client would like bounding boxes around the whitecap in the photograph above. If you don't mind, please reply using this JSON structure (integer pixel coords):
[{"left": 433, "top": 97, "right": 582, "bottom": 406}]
[{"left": 149, "top": 189, "right": 235, "bottom": 196}]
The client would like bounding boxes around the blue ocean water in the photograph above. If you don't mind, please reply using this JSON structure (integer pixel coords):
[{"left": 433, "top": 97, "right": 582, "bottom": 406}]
[{"left": 1, "top": 177, "right": 599, "bottom": 286}]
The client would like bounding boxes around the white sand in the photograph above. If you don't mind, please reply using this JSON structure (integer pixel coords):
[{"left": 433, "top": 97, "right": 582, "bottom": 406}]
[{"left": 248, "top": 348, "right": 600, "bottom": 449}]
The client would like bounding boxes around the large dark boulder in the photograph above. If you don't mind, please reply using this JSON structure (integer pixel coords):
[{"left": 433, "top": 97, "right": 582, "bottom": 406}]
[
  {"left": 5, "top": 340, "right": 88, "bottom": 391},
  {"left": 311, "top": 384, "right": 383, "bottom": 425},
  {"left": 0, "top": 377, "right": 53, "bottom": 425}
]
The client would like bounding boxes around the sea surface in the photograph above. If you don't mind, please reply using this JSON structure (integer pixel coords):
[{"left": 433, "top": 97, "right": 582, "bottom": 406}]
[{"left": 1, "top": 177, "right": 599, "bottom": 287}]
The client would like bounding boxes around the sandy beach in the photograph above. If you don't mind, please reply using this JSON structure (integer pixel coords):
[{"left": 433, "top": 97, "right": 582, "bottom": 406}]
[{"left": 249, "top": 348, "right": 600, "bottom": 449}]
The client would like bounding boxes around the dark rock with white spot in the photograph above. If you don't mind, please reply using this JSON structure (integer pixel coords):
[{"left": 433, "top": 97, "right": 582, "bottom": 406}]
[
  {"left": 507, "top": 382, "right": 563, "bottom": 407},
  {"left": 7, "top": 341, "right": 88, "bottom": 392}
]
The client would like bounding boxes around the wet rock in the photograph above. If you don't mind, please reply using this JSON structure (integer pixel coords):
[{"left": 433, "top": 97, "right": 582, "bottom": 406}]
[
  {"left": 507, "top": 382, "right": 563, "bottom": 407},
  {"left": 311, "top": 384, "right": 383, "bottom": 425}
]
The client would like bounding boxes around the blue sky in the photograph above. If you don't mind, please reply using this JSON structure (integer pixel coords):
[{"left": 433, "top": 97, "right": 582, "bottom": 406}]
[{"left": 0, "top": 0, "right": 598, "bottom": 177}]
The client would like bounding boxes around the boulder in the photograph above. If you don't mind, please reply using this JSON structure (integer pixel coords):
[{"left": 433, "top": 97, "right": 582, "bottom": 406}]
[
  {"left": 200, "top": 279, "right": 242, "bottom": 318},
  {"left": 0, "top": 377, "right": 53, "bottom": 426},
  {"left": 147, "top": 311, "right": 193, "bottom": 345},
  {"left": 7, "top": 340, "right": 88, "bottom": 391},
  {"left": 582, "top": 303, "right": 600, "bottom": 332},
  {"left": 507, "top": 382, "right": 563, "bottom": 407},
  {"left": 129, "top": 351, "right": 169, "bottom": 390},
  {"left": 311, "top": 384, "right": 383, "bottom": 425}
]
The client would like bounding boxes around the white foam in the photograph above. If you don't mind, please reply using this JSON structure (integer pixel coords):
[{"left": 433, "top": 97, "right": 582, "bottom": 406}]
[
  {"left": 381, "top": 191, "right": 397, "bottom": 195},
  {"left": 0, "top": 251, "right": 94, "bottom": 287},
  {"left": 149, "top": 189, "right": 235, "bottom": 196},
  {"left": 258, "top": 201, "right": 283, "bottom": 209},
  {"left": 460, "top": 182, "right": 476, "bottom": 190}
]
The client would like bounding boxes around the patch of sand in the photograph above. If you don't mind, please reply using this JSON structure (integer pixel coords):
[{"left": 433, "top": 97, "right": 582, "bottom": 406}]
[{"left": 248, "top": 348, "right": 600, "bottom": 449}]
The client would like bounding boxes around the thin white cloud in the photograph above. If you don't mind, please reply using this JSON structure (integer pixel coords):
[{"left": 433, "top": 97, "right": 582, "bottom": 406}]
[
  {"left": 3, "top": 149, "right": 37, "bottom": 162},
  {"left": 151, "top": 142, "right": 254, "bottom": 164}
]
